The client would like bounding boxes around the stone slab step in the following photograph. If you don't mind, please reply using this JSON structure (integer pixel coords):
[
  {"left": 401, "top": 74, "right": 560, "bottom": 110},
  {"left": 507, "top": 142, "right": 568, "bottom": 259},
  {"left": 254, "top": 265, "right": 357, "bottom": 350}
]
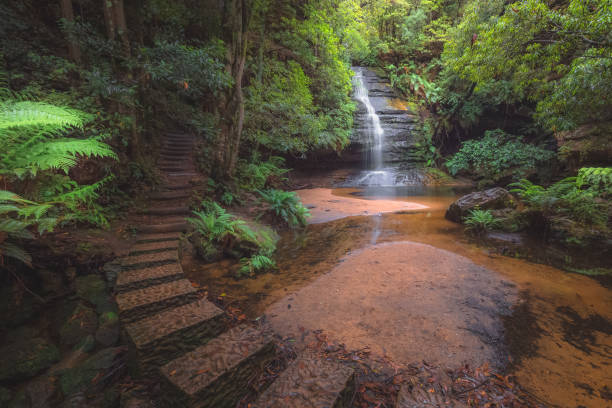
[
  {"left": 159, "top": 150, "right": 193, "bottom": 157},
  {"left": 136, "top": 232, "right": 182, "bottom": 243},
  {"left": 252, "top": 356, "right": 355, "bottom": 408},
  {"left": 121, "top": 249, "right": 178, "bottom": 269},
  {"left": 151, "top": 191, "right": 191, "bottom": 200},
  {"left": 129, "top": 241, "right": 179, "bottom": 256},
  {"left": 145, "top": 206, "right": 190, "bottom": 216},
  {"left": 125, "top": 300, "right": 225, "bottom": 368},
  {"left": 138, "top": 222, "right": 189, "bottom": 234},
  {"left": 159, "top": 183, "right": 193, "bottom": 191},
  {"left": 162, "top": 143, "right": 194, "bottom": 150},
  {"left": 116, "top": 279, "right": 198, "bottom": 322},
  {"left": 116, "top": 263, "right": 184, "bottom": 292},
  {"left": 159, "top": 166, "right": 192, "bottom": 173},
  {"left": 165, "top": 172, "right": 198, "bottom": 178},
  {"left": 160, "top": 325, "right": 275, "bottom": 408},
  {"left": 164, "top": 135, "right": 194, "bottom": 142}
]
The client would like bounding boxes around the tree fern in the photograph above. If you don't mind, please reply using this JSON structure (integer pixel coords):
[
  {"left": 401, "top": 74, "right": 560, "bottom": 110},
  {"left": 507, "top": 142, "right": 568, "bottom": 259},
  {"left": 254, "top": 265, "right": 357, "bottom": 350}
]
[{"left": 0, "top": 94, "right": 117, "bottom": 265}]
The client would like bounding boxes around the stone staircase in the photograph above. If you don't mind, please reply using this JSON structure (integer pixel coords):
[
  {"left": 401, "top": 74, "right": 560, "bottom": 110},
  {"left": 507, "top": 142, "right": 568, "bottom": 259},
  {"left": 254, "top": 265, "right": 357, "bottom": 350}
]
[{"left": 114, "top": 132, "right": 355, "bottom": 407}]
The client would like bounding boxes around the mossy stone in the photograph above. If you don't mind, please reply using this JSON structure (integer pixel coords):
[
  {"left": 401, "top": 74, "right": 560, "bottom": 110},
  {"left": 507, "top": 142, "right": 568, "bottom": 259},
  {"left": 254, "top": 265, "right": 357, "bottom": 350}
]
[
  {"left": 0, "top": 387, "right": 12, "bottom": 406},
  {"left": 59, "top": 347, "right": 125, "bottom": 396},
  {"left": 95, "top": 312, "right": 120, "bottom": 347},
  {"left": 0, "top": 338, "right": 60, "bottom": 381},
  {"left": 59, "top": 303, "right": 98, "bottom": 347},
  {"left": 73, "top": 335, "right": 96, "bottom": 353},
  {"left": 74, "top": 275, "right": 110, "bottom": 313}
]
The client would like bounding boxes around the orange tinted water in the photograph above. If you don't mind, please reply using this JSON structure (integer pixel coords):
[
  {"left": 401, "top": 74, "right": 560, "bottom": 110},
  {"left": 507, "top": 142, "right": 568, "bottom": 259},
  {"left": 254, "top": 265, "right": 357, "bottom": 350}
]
[{"left": 184, "top": 187, "right": 612, "bottom": 407}]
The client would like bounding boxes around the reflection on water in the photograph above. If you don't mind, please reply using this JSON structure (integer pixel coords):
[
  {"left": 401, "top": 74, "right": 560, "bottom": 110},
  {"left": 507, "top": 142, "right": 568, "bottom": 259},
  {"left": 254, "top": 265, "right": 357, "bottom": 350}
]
[{"left": 184, "top": 187, "right": 612, "bottom": 408}]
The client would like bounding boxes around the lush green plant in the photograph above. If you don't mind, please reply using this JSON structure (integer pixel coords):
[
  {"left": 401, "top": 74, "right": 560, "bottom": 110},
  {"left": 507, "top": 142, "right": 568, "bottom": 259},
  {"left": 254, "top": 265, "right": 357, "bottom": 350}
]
[
  {"left": 186, "top": 202, "right": 254, "bottom": 248},
  {"left": 576, "top": 167, "right": 612, "bottom": 197},
  {"left": 237, "top": 254, "right": 276, "bottom": 277},
  {"left": 0, "top": 92, "right": 116, "bottom": 264},
  {"left": 445, "top": 130, "right": 555, "bottom": 182},
  {"left": 510, "top": 174, "right": 608, "bottom": 227},
  {"left": 258, "top": 189, "right": 310, "bottom": 228},
  {"left": 463, "top": 209, "right": 500, "bottom": 233},
  {"left": 236, "top": 155, "right": 288, "bottom": 192}
]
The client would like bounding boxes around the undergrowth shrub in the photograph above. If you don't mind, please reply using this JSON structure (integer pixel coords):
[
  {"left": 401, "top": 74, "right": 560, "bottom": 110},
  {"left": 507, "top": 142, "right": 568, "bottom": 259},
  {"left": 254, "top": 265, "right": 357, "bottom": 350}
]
[
  {"left": 236, "top": 154, "right": 288, "bottom": 192},
  {"left": 258, "top": 189, "right": 310, "bottom": 228},
  {"left": 187, "top": 201, "right": 278, "bottom": 276},
  {"left": 445, "top": 129, "right": 555, "bottom": 182},
  {"left": 463, "top": 209, "right": 500, "bottom": 233},
  {"left": 0, "top": 91, "right": 116, "bottom": 264}
]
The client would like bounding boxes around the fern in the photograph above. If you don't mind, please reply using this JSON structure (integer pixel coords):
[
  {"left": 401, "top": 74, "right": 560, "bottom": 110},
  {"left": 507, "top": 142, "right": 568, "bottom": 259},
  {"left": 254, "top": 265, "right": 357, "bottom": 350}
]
[
  {"left": 258, "top": 189, "right": 310, "bottom": 228},
  {"left": 577, "top": 167, "right": 612, "bottom": 197},
  {"left": 463, "top": 209, "right": 500, "bottom": 233},
  {"left": 0, "top": 93, "right": 117, "bottom": 265},
  {"left": 237, "top": 254, "right": 276, "bottom": 277}
]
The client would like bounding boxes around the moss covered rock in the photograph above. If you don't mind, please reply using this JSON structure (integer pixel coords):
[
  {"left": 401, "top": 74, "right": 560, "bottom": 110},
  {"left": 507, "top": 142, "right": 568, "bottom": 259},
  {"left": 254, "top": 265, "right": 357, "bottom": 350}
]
[
  {"left": 8, "top": 376, "right": 58, "bottom": 408},
  {"left": 95, "top": 312, "right": 119, "bottom": 347},
  {"left": 0, "top": 338, "right": 60, "bottom": 381},
  {"left": 0, "top": 387, "right": 12, "bottom": 406},
  {"left": 74, "top": 275, "right": 113, "bottom": 314},
  {"left": 59, "top": 303, "right": 98, "bottom": 347},
  {"left": 59, "top": 347, "right": 126, "bottom": 397}
]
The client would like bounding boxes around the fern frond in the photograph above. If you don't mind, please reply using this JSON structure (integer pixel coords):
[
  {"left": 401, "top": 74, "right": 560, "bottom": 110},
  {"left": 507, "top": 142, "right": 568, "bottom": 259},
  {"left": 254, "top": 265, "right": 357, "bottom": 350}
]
[
  {"left": 0, "top": 241, "right": 32, "bottom": 265},
  {"left": 0, "top": 101, "right": 90, "bottom": 130}
]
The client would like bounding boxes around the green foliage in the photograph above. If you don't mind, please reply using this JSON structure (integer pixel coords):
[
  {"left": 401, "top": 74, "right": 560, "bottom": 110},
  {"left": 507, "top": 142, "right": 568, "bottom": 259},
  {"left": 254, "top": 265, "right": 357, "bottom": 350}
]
[
  {"left": 187, "top": 201, "right": 278, "bottom": 273},
  {"left": 238, "top": 254, "right": 276, "bottom": 277},
  {"left": 463, "top": 209, "right": 500, "bottom": 233},
  {"left": 258, "top": 189, "right": 310, "bottom": 228},
  {"left": 186, "top": 202, "right": 253, "bottom": 247},
  {"left": 510, "top": 174, "right": 609, "bottom": 227},
  {"left": 576, "top": 167, "right": 612, "bottom": 197},
  {"left": 445, "top": 130, "right": 555, "bottom": 182},
  {"left": 236, "top": 155, "right": 288, "bottom": 192}
]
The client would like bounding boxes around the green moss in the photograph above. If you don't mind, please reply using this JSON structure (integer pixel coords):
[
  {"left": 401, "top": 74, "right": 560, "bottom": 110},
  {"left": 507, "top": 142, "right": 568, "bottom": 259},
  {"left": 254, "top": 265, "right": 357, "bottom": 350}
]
[
  {"left": 0, "top": 338, "right": 60, "bottom": 381},
  {"left": 59, "top": 303, "right": 98, "bottom": 346}
]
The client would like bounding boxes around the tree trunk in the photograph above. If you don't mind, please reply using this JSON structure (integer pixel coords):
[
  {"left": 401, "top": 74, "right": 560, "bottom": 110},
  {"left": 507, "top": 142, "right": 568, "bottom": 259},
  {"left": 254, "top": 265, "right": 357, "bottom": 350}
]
[
  {"left": 102, "top": 0, "right": 115, "bottom": 40},
  {"left": 112, "top": 0, "right": 130, "bottom": 56},
  {"left": 216, "top": 0, "right": 252, "bottom": 180},
  {"left": 60, "top": 0, "right": 81, "bottom": 63}
]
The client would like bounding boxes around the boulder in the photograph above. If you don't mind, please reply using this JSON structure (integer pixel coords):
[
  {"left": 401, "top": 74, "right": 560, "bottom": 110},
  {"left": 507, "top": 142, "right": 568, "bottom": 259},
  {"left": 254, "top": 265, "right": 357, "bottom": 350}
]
[
  {"left": 95, "top": 312, "right": 120, "bottom": 347},
  {"left": 8, "top": 376, "right": 58, "bottom": 408},
  {"left": 59, "top": 303, "right": 98, "bottom": 347},
  {"left": 446, "top": 187, "right": 514, "bottom": 223},
  {"left": 59, "top": 347, "right": 126, "bottom": 397},
  {"left": 74, "top": 275, "right": 115, "bottom": 314},
  {"left": 0, "top": 338, "right": 60, "bottom": 381},
  {"left": 0, "top": 387, "right": 12, "bottom": 406}
]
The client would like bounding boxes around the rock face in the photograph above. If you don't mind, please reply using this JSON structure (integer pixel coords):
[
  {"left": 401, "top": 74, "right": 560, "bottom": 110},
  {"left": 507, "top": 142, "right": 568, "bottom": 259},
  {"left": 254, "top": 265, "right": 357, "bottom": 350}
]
[
  {"left": 0, "top": 338, "right": 60, "bottom": 381},
  {"left": 351, "top": 67, "right": 422, "bottom": 166},
  {"left": 59, "top": 347, "right": 126, "bottom": 397},
  {"left": 446, "top": 188, "right": 514, "bottom": 223}
]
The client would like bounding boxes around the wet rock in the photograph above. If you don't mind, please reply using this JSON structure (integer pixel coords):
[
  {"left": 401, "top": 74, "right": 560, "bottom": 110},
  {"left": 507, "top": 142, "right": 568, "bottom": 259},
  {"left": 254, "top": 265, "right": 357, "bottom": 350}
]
[
  {"left": 35, "top": 270, "right": 65, "bottom": 297},
  {"left": 74, "top": 335, "right": 96, "bottom": 354},
  {"left": 75, "top": 275, "right": 115, "bottom": 314},
  {"left": 8, "top": 376, "right": 58, "bottom": 408},
  {"left": 0, "top": 286, "right": 42, "bottom": 327},
  {"left": 59, "top": 303, "right": 98, "bottom": 347},
  {"left": 95, "top": 312, "right": 120, "bottom": 347},
  {"left": 446, "top": 188, "right": 515, "bottom": 223},
  {"left": 102, "top": 261, "right": 122, "bottom": 289},
  {"left": 0, "top": 387, "right": 12, "bottom": 406},
  {"left": 59, "top": 347, "right": 126, "bottom": 397},
  {"left": 0, "top": 338, "right": 60, "bottom": 381}
]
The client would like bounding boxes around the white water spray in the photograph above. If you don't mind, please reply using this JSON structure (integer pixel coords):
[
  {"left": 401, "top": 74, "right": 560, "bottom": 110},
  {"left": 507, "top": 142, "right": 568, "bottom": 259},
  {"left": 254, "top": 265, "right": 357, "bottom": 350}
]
[{"left": 352, "top": 69, "right": 393, "bottom": 186}]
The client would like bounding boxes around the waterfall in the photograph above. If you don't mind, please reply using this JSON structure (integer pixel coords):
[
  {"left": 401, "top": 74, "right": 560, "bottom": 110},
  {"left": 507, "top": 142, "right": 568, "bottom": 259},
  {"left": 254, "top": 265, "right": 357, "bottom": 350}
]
[{"left": 352, "top": 69, "right": 393, "bottom": 186}]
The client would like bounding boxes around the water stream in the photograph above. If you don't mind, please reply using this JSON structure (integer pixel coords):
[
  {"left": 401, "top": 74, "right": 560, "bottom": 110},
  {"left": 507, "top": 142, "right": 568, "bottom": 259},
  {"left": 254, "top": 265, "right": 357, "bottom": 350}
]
[{"left": 352, "top": 68, "right": 394, "bottom": 186}]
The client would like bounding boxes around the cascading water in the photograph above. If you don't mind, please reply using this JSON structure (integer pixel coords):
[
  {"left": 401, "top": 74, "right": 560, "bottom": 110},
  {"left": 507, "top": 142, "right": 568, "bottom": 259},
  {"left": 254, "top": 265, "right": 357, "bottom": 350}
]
[{"left": 352, "top": 69, "right": 393, "bottom": 186}]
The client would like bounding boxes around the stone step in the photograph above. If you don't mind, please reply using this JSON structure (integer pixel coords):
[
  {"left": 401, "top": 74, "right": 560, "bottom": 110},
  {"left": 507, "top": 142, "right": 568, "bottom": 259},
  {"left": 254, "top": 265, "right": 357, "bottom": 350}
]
[
  {"left": 116, "top": 279, "right": 198, "bottom": 322},
  {"left": 162, "top": 142, "right": 194, "bottom": 149},
  {"left": 129, "top": 241, "right": 179, "bottom": 256},
  {"left": 145, "top": 206, "right": 190, "bottom": 216},
  {"left": 116, "top": 263, "right": 184, "bottom": 292},
  {"left": 164, "top": 136, "right": 194, "bottom": 142},
  {"left": 160, "top": 150, "right": 192, "bottom": 157},
  {"left": 151, "top": 191, "right": 191, "bottom": 201},
  {"left": 159, "top": 165, "right": 192, "bottom": 173},
  {"left": 136, "top": 232, "right": 182, "bottom": 243},
  {"left": 252, "top": 356, "right": 355, "bottom": 408},
  {"left": 160, "top": 325, "right": 275, "bottom": 408},
  {"left": 121, "top": 249, "right": 178, "bottom": 270},
  {"left": 125, "top": 300, "right": 225, "bottom": 368},
  {"left": 166, "top": 172, "right": 198, "bottom": 178},
  {"left": 161, "top": 147, "right": 194, "bottom": 154},
  {"left": 159, "top": 183, "right": 193, "bottom": 191},
  {"left": 138, "top": 222, "right": 189, "bottom": 234}
]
